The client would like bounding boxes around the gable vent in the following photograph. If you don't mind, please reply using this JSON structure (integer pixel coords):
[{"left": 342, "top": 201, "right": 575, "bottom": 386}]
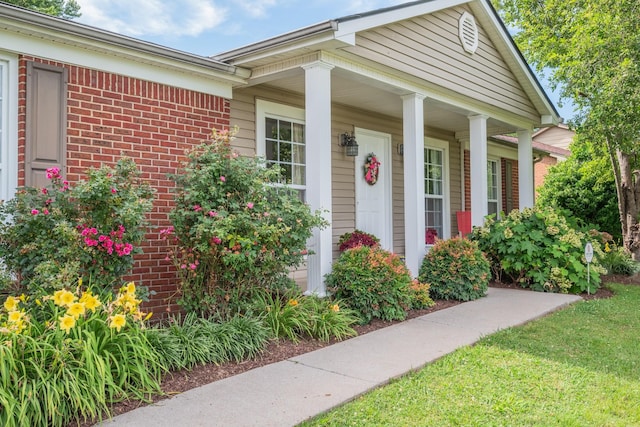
[{"left": 459, "top": 12, "right": 479, "bottom": 54}]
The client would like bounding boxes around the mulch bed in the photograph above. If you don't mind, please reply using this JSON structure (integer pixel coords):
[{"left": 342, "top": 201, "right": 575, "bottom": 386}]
[{"left": 73, "top": 273, "right": 637, "bottom": 425}]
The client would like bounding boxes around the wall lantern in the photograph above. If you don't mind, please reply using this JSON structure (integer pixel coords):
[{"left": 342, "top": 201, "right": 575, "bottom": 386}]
[
  {"left": 339, "top": 132, "right": 359, "bottom": 157},
  {"left": 397, "top": 143, "right": 404, "bottom": 156}
]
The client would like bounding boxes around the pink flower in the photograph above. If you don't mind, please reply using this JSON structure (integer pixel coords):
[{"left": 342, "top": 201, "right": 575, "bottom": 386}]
[
  {"left": 99, "top": 235, "right": 108, "bottom": 242},
  {"left": 111, "top": 188, "right": 117, "bottom": 194},
  {"left": 84, "top": 238, "right": 99, "bottom": 246},
  {"left": 31, "top": 209, "right": 39, "bottom": 215},
  {"left": 45, "top": 167, "right": 60, "bottom": 180},
  {"left": 180, "top": 264, "right": 187, "bottom": 269},
  {"left": 246, "top": 202, "right": 254, "bottom": 209},
  {"left": 220, "top": 176, "right": 226, "bottom": 182},
  {"left": 193, "top": 205, "right": 202, "bottom": 212},
  {"left": 208, "top": 211, "right": 218, "bottom": 217},
  {"left": 212, "top": 237, "right": 222, "bottom": 245},
  {"left": 41, "top": 188, "right": 48, "bottom": 195},
  {"left": 189, "top": 263, "right": 197, "bottom": 270},
  {"left": 43, "top": 209, "right": 49, "bottom": 215},
  {"left": 263, "top": 212, "right": 270, "bottom": 217}
]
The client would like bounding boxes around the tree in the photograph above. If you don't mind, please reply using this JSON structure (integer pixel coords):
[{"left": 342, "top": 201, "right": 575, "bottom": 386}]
[
  {"left": 537, "top": 137, "right": 620, "bottom": 241},
  {"left": 2, "top": 0, "right": 81, "bottom": 18},
  {"left": 494, "top": 0, "right": 640, "bottom": 259}
]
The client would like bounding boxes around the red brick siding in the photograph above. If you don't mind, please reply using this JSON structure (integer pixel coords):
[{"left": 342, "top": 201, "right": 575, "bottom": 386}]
[
  {"left": 18, "top": 56, "right": 230, "bottom": 315},
  {"left": 535, "top": 155, "right": 556, "bottom": 200}
]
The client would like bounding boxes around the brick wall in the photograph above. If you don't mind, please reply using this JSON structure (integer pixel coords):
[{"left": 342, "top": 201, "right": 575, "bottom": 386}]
[
  {"left": 18, "top": 56, "right": 230, "bottom": 315},
  {"left": 535, "top": 155, "right": 556, "bottom": 199}
]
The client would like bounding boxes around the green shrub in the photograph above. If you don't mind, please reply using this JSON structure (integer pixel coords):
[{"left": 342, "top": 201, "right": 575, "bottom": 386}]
[
  {"left": 146, "top": 313, "right": 270, "bottom": 371},
  {"left": 0, "top": 158, "right": 154, "bottom": 294},
  {"left": 418, "top": 237, "right": 490, "bottom": 301},
  {"left": 165, "top": 128, "right": 327, "bottom": 317},
  {"left": 252, "top": 289, "right": 357, "bottom": 342},
  {"left": 600, "top": 241, "right": 638, "bottom": 275},
  {"left": 408, "top": 280, "right": 436, "bottom": 309},
  {"left": 471, "top": 207, "right": 605, "bottom": 293},
  {"left": 338, "top": 229, "right": 380, "bottom": 252},
  {"left": 325, "top": 246, "right": 416, "bottom": 324},
  {"left": 0, "top": 283, "right": 163, "bottom": 427}
]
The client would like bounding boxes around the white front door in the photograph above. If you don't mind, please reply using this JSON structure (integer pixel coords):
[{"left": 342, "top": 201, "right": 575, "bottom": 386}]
[{"left": 355, "top": 128, "right": 392, "bottom": 250}]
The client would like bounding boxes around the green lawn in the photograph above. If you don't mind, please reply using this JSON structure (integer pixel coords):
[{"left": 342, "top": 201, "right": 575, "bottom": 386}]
[{"left": 303, "top": 283, "right": 640, "bottom": 426}]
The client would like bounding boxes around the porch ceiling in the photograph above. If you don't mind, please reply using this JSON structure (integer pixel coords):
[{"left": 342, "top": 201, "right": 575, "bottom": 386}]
[{"left": 252, "top": 66, "right": 518, "bottom": 136}]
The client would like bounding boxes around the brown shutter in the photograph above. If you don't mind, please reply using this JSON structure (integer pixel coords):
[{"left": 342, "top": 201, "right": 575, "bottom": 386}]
[{"left": 25, "top": 62, "right": 67, "bottom": 188}]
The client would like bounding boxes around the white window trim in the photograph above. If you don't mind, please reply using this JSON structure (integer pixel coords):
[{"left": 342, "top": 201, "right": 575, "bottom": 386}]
[
  {"left": 256, "top": 100, "right": 306, "bottom": 193},
  {"left": 425, "top": 137, "right": 450, "bottom": 242},
  {"left": 0, "top": 52, "right": 18, "bottom": 202},
  {"left": 487, "top": 157, "right": 502, "bottom": 215}
]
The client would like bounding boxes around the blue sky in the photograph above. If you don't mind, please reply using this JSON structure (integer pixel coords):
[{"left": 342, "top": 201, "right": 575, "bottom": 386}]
[{"left": 73, "top": 0, "right": 575, "bottom": 121}]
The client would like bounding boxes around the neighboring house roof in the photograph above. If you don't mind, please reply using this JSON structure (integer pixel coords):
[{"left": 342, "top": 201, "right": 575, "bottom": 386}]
[
  {"left": 0, "top": 3, "right": 250, "bottom": 97},
  {"left": 491, "top": 133, "right": 571, "bottom": 161},
  {"left": 215, "top": 0, "right": 559, "bottom": 128},
  {"left": 532, "top": 123, "right": 574, "bottom": 151}
]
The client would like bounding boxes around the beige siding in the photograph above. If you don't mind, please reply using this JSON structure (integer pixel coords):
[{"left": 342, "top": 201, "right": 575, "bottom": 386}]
[
  {"left": 534, "top": 127, "right": 574, "bottom": 149},
  {"left": 229, "top": 86, "right": 463, "bottom": 284},
  {"left": 343, "top": 5, "right": 538, "bottom": 121}
]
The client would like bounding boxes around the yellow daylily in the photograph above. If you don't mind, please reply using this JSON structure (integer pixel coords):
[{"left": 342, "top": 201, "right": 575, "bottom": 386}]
[
  {"left": 53, "top": 290, "right": 76, "bottom": 307},
  {"left": 3, "top": 296, "right": 19, "bottom": 311},
  {"left": 123, "top": 282, "right": 136, "bottom": 295},
  {"left": 109, "top": 314, "right": 127, "bottom": 332},
  {"left": 67, "top": 302, "right": 86, "bottom": 319},
  {"left": 59, "top": 315, "right": 76, "bottom": 334},
  {"left": 79, "top": 292, "right": 101, "bottom": 312},
  {"left": 7, "top": 310, "right": 25, "bottom": 323}
]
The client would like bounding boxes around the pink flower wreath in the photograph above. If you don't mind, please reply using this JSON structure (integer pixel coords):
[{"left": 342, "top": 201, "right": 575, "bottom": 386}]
[{"left": 364, "top": 153, "right": 381, "bottom": 185}]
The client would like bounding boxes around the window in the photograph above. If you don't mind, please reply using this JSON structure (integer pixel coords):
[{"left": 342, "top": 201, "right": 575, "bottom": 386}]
[
  {"left": 487, "top": 159, "right": 500, "bottom": 216},
  {"left": 424, "top": 139, "right": 449, "bottom": 243},
  {"left": 257, "top": 100, "right": 306, "bottom": 200},
  {"left": 0, "top": 53, "right": 17, "bottom": 202}
]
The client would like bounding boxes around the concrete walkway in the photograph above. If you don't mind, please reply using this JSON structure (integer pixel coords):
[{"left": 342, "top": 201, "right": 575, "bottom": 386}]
[{"left": 100, "top": 288, "right": 582, "bottom": 427}]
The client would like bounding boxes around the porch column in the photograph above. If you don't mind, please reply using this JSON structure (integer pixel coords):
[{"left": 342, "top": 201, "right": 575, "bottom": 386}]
[
  {"left": 402, "top": 93, "right": 426, "bottom": 277},
  {"left": 303, "top": 61, "right": 334, "bottom": 295},
  {"left": 517, "top": 129, "right": 535, "bottom": 209},
  {"left": 469, "top": 115, "right": 488, "bottom": 227}
]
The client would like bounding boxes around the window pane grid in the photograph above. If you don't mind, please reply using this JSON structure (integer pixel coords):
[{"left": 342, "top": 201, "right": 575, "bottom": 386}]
[
  {"left": 425, "top": 147, "right": 445, "bottom": 242},
  {"left": 265, "top": 117, "right": 305, "bottom": 186}
]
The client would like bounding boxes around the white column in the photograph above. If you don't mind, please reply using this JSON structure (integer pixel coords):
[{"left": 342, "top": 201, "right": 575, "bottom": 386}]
[
  {"left": 303, "top": 61, "right": 334, "bottom": 296},
  {"left": 469, "top": 115, "right": 488, "bottom": 227},
  {"left": 402, "top": 93, "right": 426, "bottom": 277},
  {"left": 517, "top": 129, "right": 535, "bottom": 209}
]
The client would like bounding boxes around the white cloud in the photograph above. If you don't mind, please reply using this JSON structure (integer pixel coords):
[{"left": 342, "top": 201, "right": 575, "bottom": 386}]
[
  {"left": 234, "top": 0, "right": 278, "bottom": 18},
  {"left": 76, "top": 0, "right": 228, "bottom": 37}
]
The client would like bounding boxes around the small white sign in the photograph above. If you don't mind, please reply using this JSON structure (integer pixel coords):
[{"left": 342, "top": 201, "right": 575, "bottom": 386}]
[{"left": 585, "top": 242, "right": 594, "bottom": 263}]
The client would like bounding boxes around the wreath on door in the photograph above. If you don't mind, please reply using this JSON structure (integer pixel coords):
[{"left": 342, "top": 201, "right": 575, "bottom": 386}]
[{"left": 364, "top": 153, "right": 381, "bottom": 185}]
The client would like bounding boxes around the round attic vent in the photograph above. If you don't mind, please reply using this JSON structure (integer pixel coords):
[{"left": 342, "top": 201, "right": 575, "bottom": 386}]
[{"left": 459, "top": 12, "right": 479, "bottom": 54}]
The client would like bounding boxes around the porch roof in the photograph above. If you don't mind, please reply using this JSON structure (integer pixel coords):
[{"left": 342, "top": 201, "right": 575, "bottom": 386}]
[{"left": 215, "top": 0, "right": 559, "bottom": 136}]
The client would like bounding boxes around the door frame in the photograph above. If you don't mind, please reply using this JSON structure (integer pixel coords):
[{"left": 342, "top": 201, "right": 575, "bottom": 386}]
[{"left": 354, "top": 127, "right": 393, "bottom": 250}]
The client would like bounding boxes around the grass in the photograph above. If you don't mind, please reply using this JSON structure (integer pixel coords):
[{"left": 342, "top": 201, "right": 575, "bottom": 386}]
[{"left": 303, "top": 283, "right": 640, "bottom": 426}]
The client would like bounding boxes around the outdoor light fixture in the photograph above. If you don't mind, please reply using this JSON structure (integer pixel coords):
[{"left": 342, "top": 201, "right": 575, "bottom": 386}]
[
  {"left": 339, "top": 132, "right": 359, "bottom": 157},
  {"left": 397, "top": 143, "right": 404, "bottom": 156}
]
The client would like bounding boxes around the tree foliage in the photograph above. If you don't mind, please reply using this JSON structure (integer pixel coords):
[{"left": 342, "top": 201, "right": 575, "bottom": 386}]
[
  {"left": 494, "top": 0, "right": 640, "bottom": 259},
  {"left": 2, "top": 0, "right": 81, "bottom": 18},
  {"left": 536, "top": 137, "right": 620, "bottom": 241}
]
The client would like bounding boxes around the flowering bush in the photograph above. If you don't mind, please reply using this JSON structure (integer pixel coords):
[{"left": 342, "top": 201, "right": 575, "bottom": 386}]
[
  {"left": 166, "top": 128, "right": 327, "bottom": 317},
  {"left": 418, "top": 237, "right": 490, "bottom": 301},
  {"left": 326, "top": 246, "right": 430, "bottom": 324},
  {"left": 0, "top": 282, "right": 163, "bottom": 426},
  {"left": 471, "top": 207, "right": 605, "bottom": 293},
  {"left": 0, "top": 158, "right": 154, "bottom": 294},
  {"left": 337, "top": 229, "right": 380, "bottom": 252}
]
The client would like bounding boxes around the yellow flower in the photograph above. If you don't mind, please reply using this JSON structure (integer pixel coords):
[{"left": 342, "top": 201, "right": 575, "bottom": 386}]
[
  {"left": 605, "top": 242, "right": 611, "bottom": 253},
  {"left": 79, "top": 292, "right": 101, "bottom": 312},
  {"left": 144, "top": 312, "right": 153, "bottom": 321},
  {"left": 53, "top": 290, "right": 76, "bottom": 307},
  {"left": 123, "top": 282, "right": 136, "bottom": 295},
  {"left": 330, "top": 304, "right": 340, "bottom": 312},
  {"left": 67, "top": 302, "right": 86, "bottom": 319},
  {"left": 78, "top": 277, "right": 83, "bottom": 288},
  {"left": 109, "top": 314, "right": 127, "bottom": 332},
  {"left": 8, "top": 310, "right": 24, "bottom": 323},
  {"left": 59, "top": 315, "right": 76, "bottom": 334},
  {"left": 288, "top": 299, "right": 299, "bottom": 307},
  {"left": 3, "top": 296, "right": 19, "bottom": 311}
]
